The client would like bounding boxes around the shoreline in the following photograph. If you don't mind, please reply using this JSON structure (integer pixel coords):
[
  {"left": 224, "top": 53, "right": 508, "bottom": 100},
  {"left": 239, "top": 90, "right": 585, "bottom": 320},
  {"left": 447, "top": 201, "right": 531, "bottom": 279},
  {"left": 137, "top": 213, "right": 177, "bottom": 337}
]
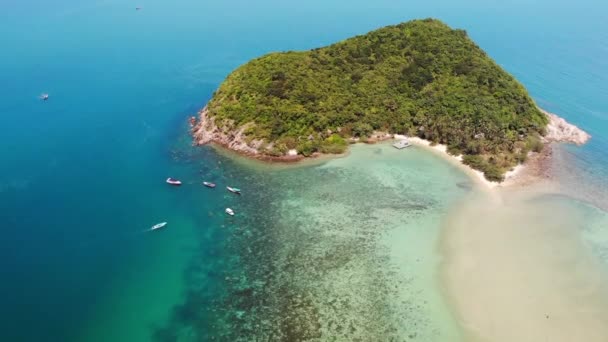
[
  {"left": 399, "top": 136, "right": 500, "bottom": 190},
  {"left": 192, "top": 106, "right": 590, "bottom": 191},
  {"left": 206, "top": 141, "right": 352, "bottom": 171},
  {"left": 400, "top": 136, "right": 557, "bottom": 192},
  {"left": 199, "top": 134, "right": 554, "bottom": 192}
]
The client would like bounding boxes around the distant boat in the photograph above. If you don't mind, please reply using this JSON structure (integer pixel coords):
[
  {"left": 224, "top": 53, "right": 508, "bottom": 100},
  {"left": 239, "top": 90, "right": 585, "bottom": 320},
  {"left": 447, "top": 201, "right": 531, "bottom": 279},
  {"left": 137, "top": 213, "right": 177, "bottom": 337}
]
[
  {"left": 225, "top": 208, "right": 235, "bottom": 216},
  {"left": 136, "top": 7, "right": 142, "bottom": 10},
  {"left": 39, "top": 93, "right": 49, "bottom": 101},
  {"left": 166, "top": 177, "right": 182, "bottom": 185},
  {"left": 150, "top": 222, "right": 167, "bottom": 230},
  {"left": 226, "top": 186, "right": 241, "bottom": 194},
  {"left": 203, "top": 181, "right": 216, "bottom": 188}
]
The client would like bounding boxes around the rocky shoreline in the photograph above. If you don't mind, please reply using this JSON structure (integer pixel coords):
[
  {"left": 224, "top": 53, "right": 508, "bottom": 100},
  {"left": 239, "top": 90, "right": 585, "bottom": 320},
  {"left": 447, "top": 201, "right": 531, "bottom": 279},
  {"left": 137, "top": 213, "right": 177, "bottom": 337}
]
[
  {"left": 500, "top": 109, "right": 591, "bottom": 188},
  {"left": 541, "top": 109, "right": 591, "bottom": 145},
  {"left": 191, "top": 106, "right": 590, "bottom": 185},
  {"left": 191, "top": 107, "right": 305, "bottom": 162}
]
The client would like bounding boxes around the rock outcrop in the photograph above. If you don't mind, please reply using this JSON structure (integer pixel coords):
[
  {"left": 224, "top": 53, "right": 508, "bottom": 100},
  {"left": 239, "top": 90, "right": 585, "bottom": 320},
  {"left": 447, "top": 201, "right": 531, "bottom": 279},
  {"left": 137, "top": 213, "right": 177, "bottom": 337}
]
[
  {"left": 192, "top": 107, "right": 263, "bottom": 156},
  {"left": 192, "top": 107, "right": 305, "bottom": 162},
  {"left": 542, "top": 109, "right": 591, "bottom": 145}
]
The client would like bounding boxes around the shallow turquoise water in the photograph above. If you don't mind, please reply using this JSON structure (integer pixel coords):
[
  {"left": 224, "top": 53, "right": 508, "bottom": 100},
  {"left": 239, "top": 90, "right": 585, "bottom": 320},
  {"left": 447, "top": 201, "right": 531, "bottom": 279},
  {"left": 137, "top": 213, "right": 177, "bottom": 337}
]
[
  {"left": 1, "top": 0, "right": 607, "bottom": 340},
  {"left": 141, "top": 143, "right": 472, "bottom": 340}
]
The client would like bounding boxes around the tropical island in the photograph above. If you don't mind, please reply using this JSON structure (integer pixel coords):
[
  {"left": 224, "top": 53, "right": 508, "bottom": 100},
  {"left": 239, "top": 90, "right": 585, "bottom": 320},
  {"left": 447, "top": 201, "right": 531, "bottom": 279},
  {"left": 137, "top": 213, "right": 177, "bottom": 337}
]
[{"left": 193, "top": 18, "right": 588, "bottom": 182}]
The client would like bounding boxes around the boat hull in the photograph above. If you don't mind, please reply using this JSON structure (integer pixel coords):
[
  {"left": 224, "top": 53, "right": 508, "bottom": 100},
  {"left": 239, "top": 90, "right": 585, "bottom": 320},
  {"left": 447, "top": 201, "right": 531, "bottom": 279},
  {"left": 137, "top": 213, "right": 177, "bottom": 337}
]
[
  {"left": 151, "top": 222, "right": 167, "bottom": 230},
  {"left": 226, "top": 187, "right": 241, "bottom": 194},
  {"left": 166, "top": 178, "right": 182, "bottom": 186}
]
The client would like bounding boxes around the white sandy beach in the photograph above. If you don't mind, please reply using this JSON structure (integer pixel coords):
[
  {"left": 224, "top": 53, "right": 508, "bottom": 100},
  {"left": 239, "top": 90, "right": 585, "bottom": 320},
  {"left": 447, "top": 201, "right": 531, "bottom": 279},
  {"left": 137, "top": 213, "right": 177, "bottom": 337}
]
[
  {"left": 395, "top": 135, "right": 523, "bottom": 190},
  {"left": 394, "top": 108, "right": 589, "bottom": 192}
]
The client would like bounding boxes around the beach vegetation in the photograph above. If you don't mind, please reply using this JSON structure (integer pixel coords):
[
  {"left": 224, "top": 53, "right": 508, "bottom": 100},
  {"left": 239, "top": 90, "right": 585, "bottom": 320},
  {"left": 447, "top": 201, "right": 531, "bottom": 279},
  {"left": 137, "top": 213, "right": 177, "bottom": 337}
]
[
  {"left": 207, "top": 18, "right": 548, "bottom": 181},
  {"left": 320, "top": 134, "right": 348, "bottom": 154}
]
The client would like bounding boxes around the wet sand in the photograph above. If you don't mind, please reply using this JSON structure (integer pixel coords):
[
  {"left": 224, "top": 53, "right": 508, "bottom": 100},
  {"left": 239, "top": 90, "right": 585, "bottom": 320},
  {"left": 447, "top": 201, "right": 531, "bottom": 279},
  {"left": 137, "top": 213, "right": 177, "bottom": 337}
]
[{"left": 440, "top": 189, "right": 608, "bottom": 342}]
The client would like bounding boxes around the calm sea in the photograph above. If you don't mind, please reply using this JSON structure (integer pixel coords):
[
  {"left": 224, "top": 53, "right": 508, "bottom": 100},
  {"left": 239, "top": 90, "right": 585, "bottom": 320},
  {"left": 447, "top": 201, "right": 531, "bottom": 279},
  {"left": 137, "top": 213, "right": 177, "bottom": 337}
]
[{"left": 1, "top": 0, "right": 606, "bottom": 340}]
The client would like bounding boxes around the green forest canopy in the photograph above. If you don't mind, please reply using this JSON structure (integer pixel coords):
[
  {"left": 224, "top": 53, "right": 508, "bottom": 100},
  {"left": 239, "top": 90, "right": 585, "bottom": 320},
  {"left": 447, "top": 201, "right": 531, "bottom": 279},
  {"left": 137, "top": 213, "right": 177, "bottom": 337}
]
[{"left": 207, "top": 19, "right": 548, "bottom": 181}]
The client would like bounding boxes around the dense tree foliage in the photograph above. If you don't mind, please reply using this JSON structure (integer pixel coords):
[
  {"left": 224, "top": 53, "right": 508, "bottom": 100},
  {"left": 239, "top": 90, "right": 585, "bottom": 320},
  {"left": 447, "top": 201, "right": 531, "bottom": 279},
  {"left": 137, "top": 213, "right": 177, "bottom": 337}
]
[{"left": 207, "top": 19, "right": 547, "bottom": 181}]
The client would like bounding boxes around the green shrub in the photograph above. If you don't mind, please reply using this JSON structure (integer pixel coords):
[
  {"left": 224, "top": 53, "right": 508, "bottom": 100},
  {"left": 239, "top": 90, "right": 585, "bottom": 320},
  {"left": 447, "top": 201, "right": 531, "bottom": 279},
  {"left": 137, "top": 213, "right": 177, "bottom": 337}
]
[
  {"left": 526, "top": 135, "right": 544, "bottom": 153},
  {"left": 319, "top": 143, "right": 348, "bottom": 154},
  {"left": 516, "top": 151, "right": 528, "bottom": 164},
  {"left": 462, "top": 155, "right": 485, "bottom": 170},
  {"left": 296, "top": 141, "right": 319, "bottom": 157},
  {"left": 318, "top": 134, "right": 348, "bottom": 154},
  {"left": 352, "top": 123, "right": 374, "bottom": 138},
  {"left": 277, "top": 136, "right": 298, "bottom": 149},
  {"left": 325, "top": 134, "right": 347, "bottom": 146},
  {"left": 446, "top": 143, "right": 463, "bottom": 155},
  {"left": 462, "top": 154, "right": 505, "bottom": 182},
  {"left": 484, "top": 165, "right": 505, "bottom": 182}
]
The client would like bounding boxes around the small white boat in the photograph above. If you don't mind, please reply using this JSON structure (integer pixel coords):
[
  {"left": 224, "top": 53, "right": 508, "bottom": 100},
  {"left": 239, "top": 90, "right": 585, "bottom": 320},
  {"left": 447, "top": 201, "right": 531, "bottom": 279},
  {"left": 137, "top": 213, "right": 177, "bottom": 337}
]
[
  {"left": 225, "top": 208, "right": 235, "bottom": 216},
  {"left": 39, "top": 93, "right": 49, "bottom": 101},
  {"left": 203, "top": 181, "right": 216, "bottom": 188},
  {"left": 166, "top": 177, "right": 182, "bottom": 186},
  {"left": 226, "top": 186, "right": 241, "bottom": 194},
  {"left": 150, "top": 222, "right": 167, "bottom": 230},
  {"left": 393, "top": 139, "right": 411, "bottom": 149}
]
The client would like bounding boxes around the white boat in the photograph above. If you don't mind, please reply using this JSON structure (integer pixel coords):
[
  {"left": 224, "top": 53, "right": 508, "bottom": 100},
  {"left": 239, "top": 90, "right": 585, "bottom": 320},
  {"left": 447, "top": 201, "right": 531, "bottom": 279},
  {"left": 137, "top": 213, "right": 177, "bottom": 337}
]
[
  {"left": 203, "top": 181, "right": 216, "bottom": 188},
  {"left": 226, "top": 186, "right": 241, "bottom": 194},
  {"left": 392, "top": 139, "right": 411, "bottom": 149},
  {"left": 225, "top": 208, "right": 235, "bottom": 216},
  {"left": 166, "top": 177, "right": 182, "bottom": 185},
  {"left": 39, "top": 93, "right": 49, "bottom": 101},
  {"left": 150, "top": 222, "right": 167, "bottom": 230}
]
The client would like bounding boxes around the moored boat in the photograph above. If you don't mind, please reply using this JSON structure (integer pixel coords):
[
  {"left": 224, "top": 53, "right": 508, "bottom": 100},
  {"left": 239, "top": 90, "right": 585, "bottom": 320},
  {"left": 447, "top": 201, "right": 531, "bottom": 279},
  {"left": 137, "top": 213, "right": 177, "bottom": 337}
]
[
  {"left": 166, "top": 177, "right": 182, "bottom": 185},
  {"left": 203, "top": 181, "right": 216, "bottom": 188},
  {"left": 225, "top": 208, "right": 235, "bottom": 216},
  {"left": 392, "top": 139, "right": 411, "bottom": 149},
  {"left": 226, "top": 186, "right": 241, "bottom": 194},
  {"left": 150, "top": 222, "right": 167, "bottom": 230}
]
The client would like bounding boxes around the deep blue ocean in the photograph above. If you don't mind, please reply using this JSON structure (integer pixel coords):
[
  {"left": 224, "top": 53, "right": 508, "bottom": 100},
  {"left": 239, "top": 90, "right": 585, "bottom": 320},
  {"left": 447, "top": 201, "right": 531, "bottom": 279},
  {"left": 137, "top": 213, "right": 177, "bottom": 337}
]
[{"left": 1, "top": 0, "right": 607, "bottom": 340}]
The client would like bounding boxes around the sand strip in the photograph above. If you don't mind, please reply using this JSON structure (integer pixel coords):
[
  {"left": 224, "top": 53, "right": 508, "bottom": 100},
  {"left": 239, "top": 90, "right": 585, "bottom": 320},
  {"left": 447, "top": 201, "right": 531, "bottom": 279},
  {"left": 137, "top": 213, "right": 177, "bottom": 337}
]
[{"left": 440, "top": 189, "right": 608, "bottom": 342}]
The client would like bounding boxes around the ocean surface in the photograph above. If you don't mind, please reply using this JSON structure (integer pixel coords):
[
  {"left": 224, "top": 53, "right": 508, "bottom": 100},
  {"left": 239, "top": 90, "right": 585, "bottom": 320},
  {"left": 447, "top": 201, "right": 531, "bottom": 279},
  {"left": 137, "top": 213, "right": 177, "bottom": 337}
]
[{"left": 1, "top": 0, "right": 607, "bottom": 341}]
